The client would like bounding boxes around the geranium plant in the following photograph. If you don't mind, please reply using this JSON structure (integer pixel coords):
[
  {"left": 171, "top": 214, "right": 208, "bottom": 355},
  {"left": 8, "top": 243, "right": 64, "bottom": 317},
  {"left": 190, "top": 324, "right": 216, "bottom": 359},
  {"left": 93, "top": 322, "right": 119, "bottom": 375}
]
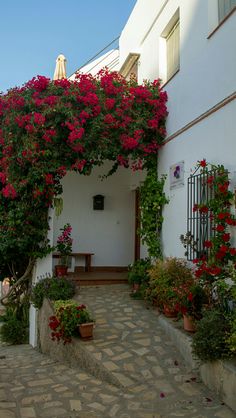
[
  {"left": 190, "top": 160, "right": 236, "bottom": 298},
  {"left": 56, "top": 223, "right": 73, "bottom": 266},
  {"left": 49, "top": 299, "right": 94, "bottom": 344}
]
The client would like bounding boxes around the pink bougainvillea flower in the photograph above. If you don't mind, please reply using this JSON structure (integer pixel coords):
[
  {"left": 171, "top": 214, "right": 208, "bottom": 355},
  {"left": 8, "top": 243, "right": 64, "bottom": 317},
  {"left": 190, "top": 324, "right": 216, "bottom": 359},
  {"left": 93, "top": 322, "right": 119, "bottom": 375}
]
[{"left": 2, "top": 184, "right": 17, "bottom": 199}]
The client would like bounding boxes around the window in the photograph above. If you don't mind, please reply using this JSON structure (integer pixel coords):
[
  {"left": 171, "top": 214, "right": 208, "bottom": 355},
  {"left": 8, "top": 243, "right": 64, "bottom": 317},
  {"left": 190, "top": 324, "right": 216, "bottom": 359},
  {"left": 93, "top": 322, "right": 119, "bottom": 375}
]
[
  {"left": 166, "top": 20, "right": 180, "bottom": 80},
  {"left": 186, "top": 170, "right": 216, "bottom": 261},
  {"left": 218, "top": 0, "right": 236, "bottom": 22}
]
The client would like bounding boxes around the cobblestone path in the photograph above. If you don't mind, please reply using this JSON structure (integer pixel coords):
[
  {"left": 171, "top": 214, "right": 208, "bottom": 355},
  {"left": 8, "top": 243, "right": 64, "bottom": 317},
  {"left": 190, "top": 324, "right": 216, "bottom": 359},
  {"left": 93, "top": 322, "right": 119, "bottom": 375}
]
[{"left": 0, "top": 284, "right": 235, "bottom": 418}]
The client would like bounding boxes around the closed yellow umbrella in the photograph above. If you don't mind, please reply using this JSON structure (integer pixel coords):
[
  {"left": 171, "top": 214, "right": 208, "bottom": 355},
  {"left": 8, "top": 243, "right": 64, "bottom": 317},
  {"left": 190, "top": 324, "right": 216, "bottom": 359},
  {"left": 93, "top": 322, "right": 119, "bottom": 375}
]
[{"left": 53, "top": 54, "right": 67, "bottom": 80}]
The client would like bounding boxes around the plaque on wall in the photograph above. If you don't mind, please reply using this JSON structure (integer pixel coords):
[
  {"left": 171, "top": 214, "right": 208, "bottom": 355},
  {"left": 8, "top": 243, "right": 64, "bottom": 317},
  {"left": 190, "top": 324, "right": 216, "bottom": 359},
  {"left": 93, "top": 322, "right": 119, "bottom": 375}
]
[{"left": 170, "top": 161, "right": 184, "bottom": 189}]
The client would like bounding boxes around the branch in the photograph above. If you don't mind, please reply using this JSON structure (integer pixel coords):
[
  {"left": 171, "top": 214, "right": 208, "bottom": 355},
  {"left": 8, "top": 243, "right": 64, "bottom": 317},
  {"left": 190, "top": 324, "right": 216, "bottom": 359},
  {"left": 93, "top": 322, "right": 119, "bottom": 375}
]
[{"left": 0, "top": 258, "right": 35, "bottom": 305}]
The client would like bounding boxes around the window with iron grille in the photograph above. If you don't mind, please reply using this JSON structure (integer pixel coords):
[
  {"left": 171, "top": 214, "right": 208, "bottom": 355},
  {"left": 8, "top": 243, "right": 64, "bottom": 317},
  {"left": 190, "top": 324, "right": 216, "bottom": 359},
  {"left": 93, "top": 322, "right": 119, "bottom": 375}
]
[
  {"left": 186, "top": 170, "right": 217, "bottom": 261},
  {"left": 218, "top": 0, "right": 236, "bottom": 22}
]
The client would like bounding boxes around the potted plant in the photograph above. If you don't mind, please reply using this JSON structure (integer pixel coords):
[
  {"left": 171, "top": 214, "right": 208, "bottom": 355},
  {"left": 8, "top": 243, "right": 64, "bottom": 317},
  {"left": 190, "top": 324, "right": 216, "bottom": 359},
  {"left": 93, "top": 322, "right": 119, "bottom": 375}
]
[
  {"left": 175, "top": 282, "right": 206, "bottom": 331},
  {"left": 48, "top": 299, "right": 94, "bottom": 344},
  {"left": 76, "top": 304, "right": 95, "bottom": 339},
  {"left": 55, "top": 223, "right": 73, "bottom": 276},
  {"left": 128, "top": 258, "right": 151, "bottom": 293},
  {"left": 146, "top": 258, "right": 194, "bottom": 317}
]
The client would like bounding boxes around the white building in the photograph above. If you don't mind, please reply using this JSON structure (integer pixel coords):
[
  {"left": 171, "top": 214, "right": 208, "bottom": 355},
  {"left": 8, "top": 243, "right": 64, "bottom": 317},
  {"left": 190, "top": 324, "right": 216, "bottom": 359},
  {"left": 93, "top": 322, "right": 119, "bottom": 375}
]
[
  {"left": 69, "top": 49, "right": 120, "bottom": 79},
  {"left": 30, "top": 0, "right": 236, "bottom": 346},
  {"left": 119, "top": 0, "right": 236, "bottom": 258}
]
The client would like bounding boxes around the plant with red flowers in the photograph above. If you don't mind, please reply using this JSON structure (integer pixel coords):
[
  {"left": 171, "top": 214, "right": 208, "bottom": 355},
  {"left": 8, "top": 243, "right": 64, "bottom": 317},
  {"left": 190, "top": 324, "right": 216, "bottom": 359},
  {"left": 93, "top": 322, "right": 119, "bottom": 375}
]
[
  {"left": 49, "top": 299, "right": 94, "bottom": 344},
  {"left": 174, "top": 282, "right": 207, "bottom": 320},
  {"left": 192, "top": 160, "right": 236, "bottom": 284},
  {"left": 0, "top": 72, "right": 168, "bottom": 307}
]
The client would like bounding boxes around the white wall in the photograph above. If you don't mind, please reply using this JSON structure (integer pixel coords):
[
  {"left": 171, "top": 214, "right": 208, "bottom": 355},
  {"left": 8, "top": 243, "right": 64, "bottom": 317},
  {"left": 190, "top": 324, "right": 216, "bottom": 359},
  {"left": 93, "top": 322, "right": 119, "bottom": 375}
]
[
  {"left": 53, "top": 162, "right": 145, "bottom": 268},
  {"left": 29, "top": 209, "right": 54, "bottom": 347},
  {"left": 159, "top": 99, "right": 236, "bottom": 257},
  {"left": 120, "top": 0, "right": 236, "bottom": 134},
  {"left": 119, "top": 0, "right": 236, "bottom": 258}
]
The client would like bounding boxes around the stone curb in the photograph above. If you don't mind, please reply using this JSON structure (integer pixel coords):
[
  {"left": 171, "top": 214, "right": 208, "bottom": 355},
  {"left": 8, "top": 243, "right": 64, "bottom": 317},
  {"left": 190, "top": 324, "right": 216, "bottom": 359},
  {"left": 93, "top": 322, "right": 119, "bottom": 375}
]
[{"left": 157, "top": 313, "right": 236, "bottom": 412}]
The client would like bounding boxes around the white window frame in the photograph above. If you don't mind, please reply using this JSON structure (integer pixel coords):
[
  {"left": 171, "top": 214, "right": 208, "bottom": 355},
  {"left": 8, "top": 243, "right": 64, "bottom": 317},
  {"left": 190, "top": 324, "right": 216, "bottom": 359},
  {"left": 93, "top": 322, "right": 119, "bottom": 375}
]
[
  {"left": 218, "top": 0, "right": 236, "bottom": 22},
  {"left": 166, "top": 20, "right": 180, "bottom": 81},
  {"left": 160, "top": 9, "right": 180, "bottom": 84}
]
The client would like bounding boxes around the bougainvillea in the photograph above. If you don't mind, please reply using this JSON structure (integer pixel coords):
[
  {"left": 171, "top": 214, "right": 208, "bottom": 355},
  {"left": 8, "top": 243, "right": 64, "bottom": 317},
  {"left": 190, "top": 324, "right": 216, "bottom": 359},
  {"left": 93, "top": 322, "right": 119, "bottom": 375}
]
[{"left": 0, "top": 71, "right": 168, "bottom": 304}]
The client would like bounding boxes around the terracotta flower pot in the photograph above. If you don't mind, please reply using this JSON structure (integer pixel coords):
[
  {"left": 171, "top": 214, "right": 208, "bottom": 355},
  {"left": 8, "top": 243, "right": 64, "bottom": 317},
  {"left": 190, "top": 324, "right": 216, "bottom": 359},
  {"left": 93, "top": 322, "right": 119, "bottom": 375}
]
[
  {"left": 183, "top": 314, "right": 196, "bottom": 332},
  {"left": 55, "top": 265, "right": 68, "bottom": 277},
  {"left": 79, "top": 323, "right": 94, "bottom": 340}
]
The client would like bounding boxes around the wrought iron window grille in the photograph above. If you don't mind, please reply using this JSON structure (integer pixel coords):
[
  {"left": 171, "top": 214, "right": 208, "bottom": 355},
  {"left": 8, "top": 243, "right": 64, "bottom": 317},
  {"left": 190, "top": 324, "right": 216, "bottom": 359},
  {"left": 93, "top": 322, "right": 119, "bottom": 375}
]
[{"left": 186, "top": 168, "right": 218, "bottom": 261}]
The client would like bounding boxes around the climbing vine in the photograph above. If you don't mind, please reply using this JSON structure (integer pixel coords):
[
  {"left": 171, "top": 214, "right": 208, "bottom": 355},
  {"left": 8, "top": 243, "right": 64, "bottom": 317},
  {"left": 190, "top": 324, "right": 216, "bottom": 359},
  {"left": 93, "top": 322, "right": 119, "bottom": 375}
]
[{"left": 139, "top": 157, "right": 168, "bottom": 258}]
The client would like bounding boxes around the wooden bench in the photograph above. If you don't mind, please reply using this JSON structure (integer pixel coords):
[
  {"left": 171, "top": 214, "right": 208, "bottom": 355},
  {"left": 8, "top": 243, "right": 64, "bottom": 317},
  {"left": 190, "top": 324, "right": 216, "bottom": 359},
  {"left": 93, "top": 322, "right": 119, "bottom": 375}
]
[{"left": 53, "top": 252, "right": 94, "bottom": 272}]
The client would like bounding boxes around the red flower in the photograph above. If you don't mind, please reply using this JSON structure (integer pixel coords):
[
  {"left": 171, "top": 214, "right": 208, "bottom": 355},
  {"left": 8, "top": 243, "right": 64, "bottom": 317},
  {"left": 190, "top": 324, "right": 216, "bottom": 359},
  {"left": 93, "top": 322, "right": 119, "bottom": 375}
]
[
  {"left": 187, "top": 292, "right": 193, "bottom": 302},
  {"left": 210, "top": 267, "right": 222, "bottom": 276},
  {"left": 204, "top": 240, "right": 212, "bottom": 248},
  {"left": 219, "top": 245, "right": 228, "bottom": 253},
  {"left": 222, "top": 233, "right": 230, "bottom": 242},
  {"left": 199, "top": 159, "right": 207, "bottom": 167},
  {"left": 216, "top": 224, "right": 225, "bottom": 232},
  {"left": 33, "top": 112, "right": 45, "bottom": 126},
  {"left": 2, "top": 184, "right": 17, "bottom": 199},
  {"left": 199, "top": 205, "right": 208, "bottom": 214},
  {"left": 45, "top": 174, "right": 54, "bottom": 185},
  {"left": 229, "top": 248, "right": 236, "bottom": 256}
]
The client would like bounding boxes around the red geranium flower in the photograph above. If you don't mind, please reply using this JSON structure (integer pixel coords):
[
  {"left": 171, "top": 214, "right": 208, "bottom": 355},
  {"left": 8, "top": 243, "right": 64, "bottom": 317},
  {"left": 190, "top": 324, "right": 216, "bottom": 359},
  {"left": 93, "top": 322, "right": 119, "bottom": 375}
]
[
  {"left": 199, "top": 159, "right": 206, "bottom": 167},
  {"left": 216, "top": 224, "right": 225, "bottom": 232},
  {"left": 204, "top": 240, "right": 212, "bottom": 248},
  {"left": 222, "top": 233, "right": 230, "bottom": 242}
]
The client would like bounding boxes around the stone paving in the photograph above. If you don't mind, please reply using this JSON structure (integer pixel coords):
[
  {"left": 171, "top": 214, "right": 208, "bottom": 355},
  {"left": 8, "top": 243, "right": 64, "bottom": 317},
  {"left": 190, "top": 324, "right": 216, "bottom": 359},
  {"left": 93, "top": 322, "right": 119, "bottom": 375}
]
[{"left": 0, "top": 284, "right": 235, "bottom": 418}]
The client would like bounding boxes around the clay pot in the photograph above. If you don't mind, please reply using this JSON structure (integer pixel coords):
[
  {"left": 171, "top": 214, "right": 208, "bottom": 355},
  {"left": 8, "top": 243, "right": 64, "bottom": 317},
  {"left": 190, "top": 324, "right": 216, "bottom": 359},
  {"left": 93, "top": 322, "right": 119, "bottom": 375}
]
[
  {"left": 79, "top": 323, "right": 94, "bottom": 340},
  {"left": 183, "top": 314, "right": 196, "bottom": 332},
  {"left": 55, "top": 265, "right": 68, "bottom": 277}
]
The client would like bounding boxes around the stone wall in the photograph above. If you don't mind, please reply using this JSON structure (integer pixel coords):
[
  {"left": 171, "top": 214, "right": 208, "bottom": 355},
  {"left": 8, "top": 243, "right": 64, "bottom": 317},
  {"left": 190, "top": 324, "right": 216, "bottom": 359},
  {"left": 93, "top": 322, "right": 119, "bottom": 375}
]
[{"left": 38, "top": 299, "right": 122, "bottom": 388}]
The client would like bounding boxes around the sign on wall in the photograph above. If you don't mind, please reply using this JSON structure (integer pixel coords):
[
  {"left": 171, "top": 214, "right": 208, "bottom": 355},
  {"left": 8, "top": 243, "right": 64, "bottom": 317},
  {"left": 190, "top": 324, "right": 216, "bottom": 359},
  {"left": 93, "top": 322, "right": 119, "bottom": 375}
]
[{"left": 170, "top": 161, "right": 185, "bottom": 189}]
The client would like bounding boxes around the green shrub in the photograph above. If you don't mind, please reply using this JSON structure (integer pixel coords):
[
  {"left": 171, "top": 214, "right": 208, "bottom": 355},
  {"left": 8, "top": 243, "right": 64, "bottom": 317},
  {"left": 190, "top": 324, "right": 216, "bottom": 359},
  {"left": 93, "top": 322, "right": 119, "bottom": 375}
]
[
  {"left": 0, "top": 306, "right": 29, "bottom": 345},
  {"left": 227, "top": 315, "right": 236, "bottom": 354},
  {"left": 31, "top": 276, "right": 76, "bottom": 309},
  {"left": 145, "top": 257, "right": 194, "bottom": 309},
  {"left": 192, "top": 309, "right": 232, "bottom": 362},
  {"left": 128, "top": 258, "right": 152, "bottom": 285}
]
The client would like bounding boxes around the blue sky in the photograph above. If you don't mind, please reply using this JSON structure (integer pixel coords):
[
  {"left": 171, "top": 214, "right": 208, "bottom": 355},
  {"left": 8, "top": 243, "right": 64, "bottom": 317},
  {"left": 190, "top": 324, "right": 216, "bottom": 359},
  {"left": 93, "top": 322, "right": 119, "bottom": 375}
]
[{"left": 1, "top": 0, "right": 136, "bottom": 93}]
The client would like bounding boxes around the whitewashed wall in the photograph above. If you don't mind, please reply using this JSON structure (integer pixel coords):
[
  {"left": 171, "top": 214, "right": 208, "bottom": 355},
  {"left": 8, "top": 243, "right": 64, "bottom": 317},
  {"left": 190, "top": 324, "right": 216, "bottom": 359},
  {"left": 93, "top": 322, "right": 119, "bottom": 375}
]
[
  {"left": 159, "top": 100, "right": 236, "bottom": 257},
  {"left": 29, "top": 210, "right": 54, "bottom": 347},
  {"left": 119, "top": 0, "right": 236, "bottom": 258},
  {"left": 53, "top": 162, "right": 145, "bottom": 268}
]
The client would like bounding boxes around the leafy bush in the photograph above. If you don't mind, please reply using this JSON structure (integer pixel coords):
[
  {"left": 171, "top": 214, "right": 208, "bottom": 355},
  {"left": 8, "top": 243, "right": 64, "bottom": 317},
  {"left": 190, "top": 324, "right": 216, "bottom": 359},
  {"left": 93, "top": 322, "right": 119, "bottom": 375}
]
[
  {"left": 128, "top": 258, "right": 152, "bottom": 285},
  {"left": 0, "top": 305, "right": 29, "bottom": 345},
  {"left": 145, "top": 258, "right": 194, "bottom": 310},
  {"left": 31, "top": 276, "right": 76, "bottom": 309},
  {"left": 192, "top": 309, "right": 232, "bottom": 362}
]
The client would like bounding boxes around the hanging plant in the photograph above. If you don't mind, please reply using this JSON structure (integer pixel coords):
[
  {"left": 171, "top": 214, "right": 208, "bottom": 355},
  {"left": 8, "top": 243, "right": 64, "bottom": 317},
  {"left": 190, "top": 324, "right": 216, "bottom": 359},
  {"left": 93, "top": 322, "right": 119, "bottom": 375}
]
[{"left": 53, "top": 197, "right": 63, "bottom": 217}]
